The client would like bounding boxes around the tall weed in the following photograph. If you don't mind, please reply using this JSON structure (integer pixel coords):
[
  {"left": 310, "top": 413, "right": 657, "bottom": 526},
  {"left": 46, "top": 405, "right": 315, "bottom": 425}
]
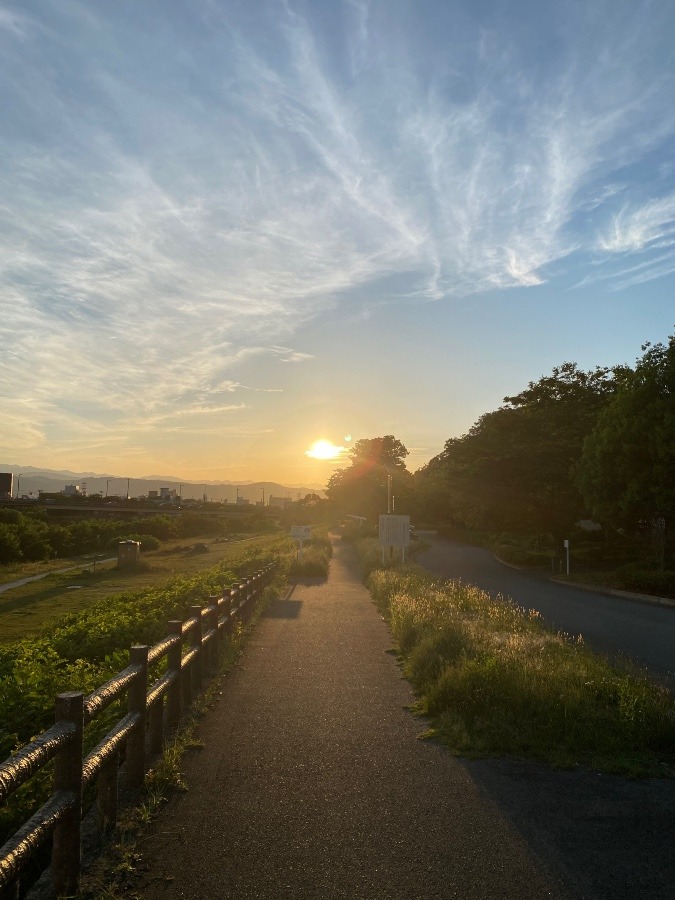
[{"left": 368, "top": 567, "right": 675, "bottom": 775}]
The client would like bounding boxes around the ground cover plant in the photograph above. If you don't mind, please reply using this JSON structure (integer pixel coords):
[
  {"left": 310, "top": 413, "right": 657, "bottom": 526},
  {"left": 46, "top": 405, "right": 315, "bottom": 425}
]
[
  {"left": 0, "top": 536, "right": 292, "bottom": 848},
  {"left": 368, "top": 565, "right": 675, "bottom": 776},
  {"left": 0, "top": 533, "right": 282, "bottom": 644}
]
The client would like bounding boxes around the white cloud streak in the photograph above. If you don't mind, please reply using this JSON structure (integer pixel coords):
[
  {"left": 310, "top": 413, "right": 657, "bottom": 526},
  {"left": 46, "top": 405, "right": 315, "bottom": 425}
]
[{"left": 1, "top": 0, "right": 674, "bottom": 460}]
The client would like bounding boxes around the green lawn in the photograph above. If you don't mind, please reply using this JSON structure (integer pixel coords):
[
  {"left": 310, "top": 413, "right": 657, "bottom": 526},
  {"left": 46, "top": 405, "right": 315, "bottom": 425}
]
[{"left": 0, "top": 534, "right": 279, "bottom": 643}]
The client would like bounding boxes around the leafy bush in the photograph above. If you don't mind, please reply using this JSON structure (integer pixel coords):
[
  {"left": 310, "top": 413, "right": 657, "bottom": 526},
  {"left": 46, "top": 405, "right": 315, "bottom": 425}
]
[
  {"left": 615, "top": 565, "right": 675, "bottom": 598},
  {"left": 493, "top": 543, "right": 556, "bottom": 569}
]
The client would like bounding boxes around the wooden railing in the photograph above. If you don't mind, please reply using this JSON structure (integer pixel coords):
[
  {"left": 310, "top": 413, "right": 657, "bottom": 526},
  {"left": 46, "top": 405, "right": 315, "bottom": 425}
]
[{"left": 0, "top": 564, "right": 275, "bottom": 899}]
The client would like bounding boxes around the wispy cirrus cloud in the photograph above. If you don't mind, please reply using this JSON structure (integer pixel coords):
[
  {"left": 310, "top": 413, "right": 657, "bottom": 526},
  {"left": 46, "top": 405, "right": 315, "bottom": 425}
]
[
  {"left": 597, "top": 194, "right": 675, "bottom": 254},
  {"left": 1, "top": 0, "right": 674, "bottom": 472}
]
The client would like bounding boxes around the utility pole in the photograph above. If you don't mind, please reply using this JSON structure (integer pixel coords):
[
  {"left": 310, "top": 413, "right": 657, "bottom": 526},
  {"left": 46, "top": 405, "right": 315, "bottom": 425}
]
[
  {"left": 126, "top": 478, "right": 130, "bottom": 501},
  {"left": 106, "top": 479, "right": 110, "bottom": 498}
]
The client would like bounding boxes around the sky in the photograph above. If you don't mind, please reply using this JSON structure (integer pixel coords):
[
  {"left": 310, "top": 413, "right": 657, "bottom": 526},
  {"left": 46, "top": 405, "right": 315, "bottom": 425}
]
[{"left": 1, "top": 0, "right": 674, "bottom": 487}]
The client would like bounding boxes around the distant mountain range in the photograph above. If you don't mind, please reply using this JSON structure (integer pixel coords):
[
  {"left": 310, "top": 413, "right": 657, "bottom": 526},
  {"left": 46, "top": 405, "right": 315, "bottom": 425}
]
[{"left": 0, "top": 464, "right": 325, "bottom": 502}]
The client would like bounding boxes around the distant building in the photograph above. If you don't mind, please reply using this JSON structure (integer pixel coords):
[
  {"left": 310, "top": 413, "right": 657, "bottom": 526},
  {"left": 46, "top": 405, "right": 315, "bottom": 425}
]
[
  {"left": 268, "top": 495, "right": 292, "bottom": 509},
  {"left": 236, "top": 496, "right": 250, "bottom": 506},
  {"left": 0, "top": 472, "right": 12, "bottom": 499},
  {"left": 148, "top": 490, "right": 159, "bottom": 499},
  {"left": 63, "top": 484, "right": 83, "bottom": 496},
  {"left": 159, "top": 487, "right": 177, "bottom": 500}
]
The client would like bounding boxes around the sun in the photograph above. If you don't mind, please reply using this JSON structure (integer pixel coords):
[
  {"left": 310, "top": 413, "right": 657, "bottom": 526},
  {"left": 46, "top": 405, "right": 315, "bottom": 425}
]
[{"left": 305, "top": 439, "right": 345, "bottom": 460}]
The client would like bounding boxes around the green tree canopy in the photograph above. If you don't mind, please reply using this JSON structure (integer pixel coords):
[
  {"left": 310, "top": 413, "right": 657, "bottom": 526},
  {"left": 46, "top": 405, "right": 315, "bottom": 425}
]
[
  {"left": 416, "top": 363, "right": 617, "bottom": 540},
  {"left": 326, "top": 436, "right": 413, "bottom": 520},
  {"left": 577, "top": 337, "right": 675, "bottom": 554}
]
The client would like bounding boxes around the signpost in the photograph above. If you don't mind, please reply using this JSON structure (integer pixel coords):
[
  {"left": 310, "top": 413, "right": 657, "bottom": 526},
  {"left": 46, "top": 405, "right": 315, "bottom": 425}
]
[
  {"left": 291, "top": 525, "right": 312, "bottom": 559},
  {"left": 379, "top": 514, "right": 410, "bottom": 563}
]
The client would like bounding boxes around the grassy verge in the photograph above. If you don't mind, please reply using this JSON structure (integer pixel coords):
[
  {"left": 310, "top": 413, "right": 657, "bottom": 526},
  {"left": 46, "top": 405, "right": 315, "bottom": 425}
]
[
  {"left": 367, "top": 564, "right": 675, "bottom": 777},
  {"left": 288, "top": 530, "right": 332, "bottom": 578},
  {"left": 0, "top": 533, "right": 280, "bottom": 643}
]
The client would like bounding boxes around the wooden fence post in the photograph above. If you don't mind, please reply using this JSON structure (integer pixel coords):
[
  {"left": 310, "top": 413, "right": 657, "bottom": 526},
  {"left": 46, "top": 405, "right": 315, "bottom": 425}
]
[
  {"left": 190, "top": 606, "right": 203, "bottom": 692},
  {"left": 149, "top": 697, "right": 164, "bottom": 755},
  {"left": 225, "top": 589, "right": 235, "bottom": 635},
  {"left": 126, "top": 645, "right": 148, "bottom": 791},
  {"left": 51, "top": 691, "right": 84, "bottom": 898},
  {"left": 1, "top": 878, "right": 19, "bottom": 899},
  {"left": 241, "top": 580, "right": 251, "bottom": 622},
  {"left": 167, "top": 621, "right": 183, "bottom": 730},
  {"left": 207, "top": 596, "right": 220, "bottom": 674},
  {"left": 97, "top": 749, "right": 119, "bottom": 831}
]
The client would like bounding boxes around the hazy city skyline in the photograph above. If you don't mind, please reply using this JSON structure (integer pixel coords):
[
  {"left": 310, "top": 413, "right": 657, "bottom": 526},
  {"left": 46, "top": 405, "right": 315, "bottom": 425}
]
[{"left": 2, "top": 1, "right": 674, "bottom": 483}]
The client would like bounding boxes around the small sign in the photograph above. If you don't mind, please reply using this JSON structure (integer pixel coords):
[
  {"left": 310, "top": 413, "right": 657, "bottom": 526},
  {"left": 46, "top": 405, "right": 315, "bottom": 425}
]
[
  {"left": 379, "top": 515, "right": 410, "bottom": 548},
  {"left": 291, "top": 525, "right": 312, "bottom": 541}
]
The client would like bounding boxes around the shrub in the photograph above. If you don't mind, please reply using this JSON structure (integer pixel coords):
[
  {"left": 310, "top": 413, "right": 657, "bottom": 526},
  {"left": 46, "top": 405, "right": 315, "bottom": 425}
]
[{"left": 615, "top": 565, "right": 675, "bottom": 598}]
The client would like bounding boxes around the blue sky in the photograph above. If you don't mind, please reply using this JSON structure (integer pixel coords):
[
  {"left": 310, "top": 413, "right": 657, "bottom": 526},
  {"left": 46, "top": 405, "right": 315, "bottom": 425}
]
[{"left": 1, "top": 0, "right": 674, "bottom": 485}]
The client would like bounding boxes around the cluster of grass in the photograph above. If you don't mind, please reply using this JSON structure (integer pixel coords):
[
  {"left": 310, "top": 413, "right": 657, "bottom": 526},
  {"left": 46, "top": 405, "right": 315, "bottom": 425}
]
[
  {"left": 368, "top": 566, "right": 675, "bottom": 776},
  {"left": 288, "top": 530, "right": 332, "bottom": 577},
  {"left": 0, "top": 537, "right": 292, "bottom": 847},
  {"left": 351, "top": 536, "right": 423, "bottom": 579}
]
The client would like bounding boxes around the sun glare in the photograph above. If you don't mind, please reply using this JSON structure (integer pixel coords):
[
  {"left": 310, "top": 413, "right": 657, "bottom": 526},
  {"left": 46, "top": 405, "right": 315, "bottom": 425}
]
[{"left": 305, "top": 439, "right": 345, "bottom": 460}]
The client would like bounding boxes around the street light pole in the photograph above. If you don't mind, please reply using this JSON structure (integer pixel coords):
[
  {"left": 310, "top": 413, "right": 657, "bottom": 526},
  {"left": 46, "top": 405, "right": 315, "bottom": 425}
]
[
  {"left": 16, "top": 474, "right": 22, "bottom": 499},
  {"left": 127, "top": 478, "right": 130, "bottom": 501},
  {"left": 106, "top": 479, "right": 110, "bottom": 498}
]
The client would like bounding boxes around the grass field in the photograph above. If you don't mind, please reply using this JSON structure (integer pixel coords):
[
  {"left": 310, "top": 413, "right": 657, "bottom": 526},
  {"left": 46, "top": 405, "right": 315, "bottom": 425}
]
[{"left": 0, "top": 534, "right": 280, "bottom": 643}]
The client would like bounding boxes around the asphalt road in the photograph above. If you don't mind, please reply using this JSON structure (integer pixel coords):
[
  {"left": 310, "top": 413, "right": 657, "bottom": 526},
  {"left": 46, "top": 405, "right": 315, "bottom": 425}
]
[{"left": 416, "top": 534, "right": 675, "bottom": 688}]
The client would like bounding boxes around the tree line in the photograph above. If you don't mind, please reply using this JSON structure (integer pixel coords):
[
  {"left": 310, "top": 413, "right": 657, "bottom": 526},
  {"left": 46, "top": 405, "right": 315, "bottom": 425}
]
[
  {"left": 326, "top": 333, "right": 675, "bottom": 574},
  {"left": 0, "top": 510, "right": 269, "bottom": 565}
]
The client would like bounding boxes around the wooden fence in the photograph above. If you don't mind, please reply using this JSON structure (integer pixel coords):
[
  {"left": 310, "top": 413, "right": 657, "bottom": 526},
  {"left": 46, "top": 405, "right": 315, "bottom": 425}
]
[{"left": 0, "top": 564, "right": 275, "bottom": 899}]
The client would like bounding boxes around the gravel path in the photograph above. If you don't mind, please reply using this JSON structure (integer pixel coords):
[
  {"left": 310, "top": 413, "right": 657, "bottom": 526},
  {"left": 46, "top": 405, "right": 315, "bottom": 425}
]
[{"left": 134, "top": 538, "right": 563, "bottom": 899}]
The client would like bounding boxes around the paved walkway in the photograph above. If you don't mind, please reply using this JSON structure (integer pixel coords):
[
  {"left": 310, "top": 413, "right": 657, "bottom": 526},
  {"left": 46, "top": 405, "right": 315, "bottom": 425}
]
[
  {"left": 135, "top": 537, "right": 561, "bottom": 899},
  {"left": 0, "top": 558, "right": 116, "bottom": 594}
]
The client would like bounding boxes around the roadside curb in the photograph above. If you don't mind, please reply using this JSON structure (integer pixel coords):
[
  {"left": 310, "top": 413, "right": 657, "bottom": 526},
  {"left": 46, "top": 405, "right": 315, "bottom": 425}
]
[
  {"left": 549, "top": 577, "right": 675, "bottom": 610},
  {"left": 495, "top": 553, "right": 675, "bottom": 610}
]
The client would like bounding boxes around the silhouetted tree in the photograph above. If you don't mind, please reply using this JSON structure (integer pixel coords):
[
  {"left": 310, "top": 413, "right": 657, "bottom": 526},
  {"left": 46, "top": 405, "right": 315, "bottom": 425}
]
[
  {"left": 417, "top": 363, "right": 617, "bottom": 542},
  {"left": 326, "top": 436, "right": 413, "bottom": 520}
]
